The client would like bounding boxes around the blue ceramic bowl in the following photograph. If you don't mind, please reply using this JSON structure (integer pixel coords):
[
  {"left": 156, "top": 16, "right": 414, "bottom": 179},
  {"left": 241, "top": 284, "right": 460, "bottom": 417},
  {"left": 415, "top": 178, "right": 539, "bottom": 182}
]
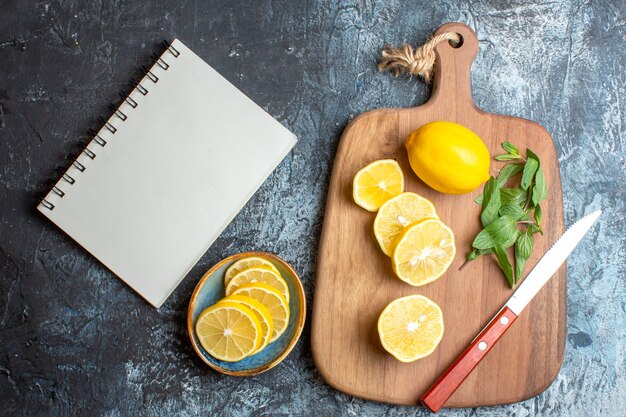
[{"left": 187, "top": 252, "right": 306, "bottom": 376}]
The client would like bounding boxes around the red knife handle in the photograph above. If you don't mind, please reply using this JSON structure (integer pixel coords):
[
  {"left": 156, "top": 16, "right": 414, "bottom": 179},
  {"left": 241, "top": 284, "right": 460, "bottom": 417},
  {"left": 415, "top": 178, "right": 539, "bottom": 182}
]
[{"left": 420, "top": 306, "right": 518, "bottom": 412}]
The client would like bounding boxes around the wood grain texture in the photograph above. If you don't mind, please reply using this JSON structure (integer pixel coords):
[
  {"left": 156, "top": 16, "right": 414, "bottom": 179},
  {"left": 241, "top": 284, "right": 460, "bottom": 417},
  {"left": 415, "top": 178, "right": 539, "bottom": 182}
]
[{"left": 311, "top": 23, "right": 566, "bottom": 407}]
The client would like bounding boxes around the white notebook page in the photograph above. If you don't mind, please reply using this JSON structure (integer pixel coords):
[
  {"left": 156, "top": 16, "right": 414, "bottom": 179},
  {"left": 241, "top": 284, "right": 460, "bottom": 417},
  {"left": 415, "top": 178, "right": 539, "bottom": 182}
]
[{"left": 37, "top": 39, "right": 297, "bottom": 307}]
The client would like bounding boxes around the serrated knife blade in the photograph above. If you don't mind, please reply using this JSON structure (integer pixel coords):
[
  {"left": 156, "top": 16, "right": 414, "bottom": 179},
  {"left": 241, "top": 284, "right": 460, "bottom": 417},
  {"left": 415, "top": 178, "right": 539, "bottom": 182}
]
[
  {"left": 420, "top": 210, "right": 602, "bottom": 413},
  {"left": 506, "top": 209, "right": 602, "bottom": 315}
]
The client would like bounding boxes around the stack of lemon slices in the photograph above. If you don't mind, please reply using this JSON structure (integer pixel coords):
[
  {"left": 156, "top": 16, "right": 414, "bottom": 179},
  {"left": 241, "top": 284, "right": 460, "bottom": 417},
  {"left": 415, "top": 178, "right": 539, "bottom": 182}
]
[
  {"left": 353, "top": 159, "right": 454, "bottom": 362},
  {"left": 195, "top": 256, "right": 290, "bottom": 362},
  {"left": 353, "top": 159, "right": 456, "bottom": 286}
]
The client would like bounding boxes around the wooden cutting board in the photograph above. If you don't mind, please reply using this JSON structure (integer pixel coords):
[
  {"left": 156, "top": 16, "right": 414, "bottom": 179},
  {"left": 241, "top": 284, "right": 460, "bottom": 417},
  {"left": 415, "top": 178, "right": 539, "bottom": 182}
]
[{"left": 311, "top": 23, "right": 565, "bottom": 407}]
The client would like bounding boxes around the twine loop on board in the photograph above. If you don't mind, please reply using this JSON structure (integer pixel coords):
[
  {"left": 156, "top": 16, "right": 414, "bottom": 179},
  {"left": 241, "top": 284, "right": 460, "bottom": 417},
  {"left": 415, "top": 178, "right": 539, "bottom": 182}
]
[{"left": 378, "top": 32, "right": 461, "bottom": 83}]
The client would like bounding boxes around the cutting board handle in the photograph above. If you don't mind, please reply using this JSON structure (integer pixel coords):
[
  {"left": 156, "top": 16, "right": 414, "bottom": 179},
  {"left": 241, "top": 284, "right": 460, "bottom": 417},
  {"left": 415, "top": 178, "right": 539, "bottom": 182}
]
[{"left": 429, "top": 23, "right": 479, "bottom": 111}]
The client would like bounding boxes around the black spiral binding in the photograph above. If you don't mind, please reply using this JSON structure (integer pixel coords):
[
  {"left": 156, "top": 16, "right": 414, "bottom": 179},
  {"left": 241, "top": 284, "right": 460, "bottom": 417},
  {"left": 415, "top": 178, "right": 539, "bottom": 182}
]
[{"left": 40, "top": 40, "right": 181, "bottom": 211}]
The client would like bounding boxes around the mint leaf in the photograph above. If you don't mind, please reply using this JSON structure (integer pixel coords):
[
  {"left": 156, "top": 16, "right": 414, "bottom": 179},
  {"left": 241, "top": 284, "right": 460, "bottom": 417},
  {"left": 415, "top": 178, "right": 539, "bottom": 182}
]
[
  {"left": 466, "top": 142, "right": 548, "bottom": 288},
  {"left": 502, "top": 229, "right": 520, "bottom": 249},
  {"left": 467, "top": 248, "right": 492, "bottom": 261},
  {"left": 499, "top": 204, "right": 529, "bottom": 221},
  {"left": 480, "top": 177, "right": 501, "bottom": 227},
  {"left": 501, "top": 188, "right": 527, "bottom": 206},
  {"left": 521, "top": 154, "right": 539, "bottom": 191},
  {"left": 514, "top": 255, "right": 525, "bottom": 284},
  {"left": 532, "top": 166, "right": 547, "bottom": 206},
  {"left": 496, "top": 163, "right": 524, "bottom": 187},
  {"left": 526, "top": 149, "right": 540, "bottom": 160},
  {"left": 534, "top": 204, "right": 542, "bottom": 225},
  {"left": 502, "top": 141, "right": 520, "bottom": 155},
  {"left": 494, "top": 245, "right": 515, "bottom": 288},
  {"left": 516, "top": 229, "right": 534, "bottom": 259},
  {"left": 472, "top": 215, "right": 518, "bottom": 250},
  {"left": 514, "top": 230, "right": 534, "bottom": 282},
  {"left": 472, "top": 230, "right": 494, "bottom": 250},
  {"left": 495, "top": 154, "right": 523, "bottom": 162}
]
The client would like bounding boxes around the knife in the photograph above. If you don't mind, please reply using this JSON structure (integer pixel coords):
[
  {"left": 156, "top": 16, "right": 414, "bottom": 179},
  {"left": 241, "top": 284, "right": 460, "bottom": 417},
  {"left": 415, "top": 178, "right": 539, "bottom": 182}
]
[{"left": 420, "top": 210, "right": 602, "bottom": 412}]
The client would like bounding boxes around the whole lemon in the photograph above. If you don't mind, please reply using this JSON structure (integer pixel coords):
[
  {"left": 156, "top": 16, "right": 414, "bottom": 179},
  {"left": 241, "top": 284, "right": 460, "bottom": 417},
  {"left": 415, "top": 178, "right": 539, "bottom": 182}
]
[{"left": 405, "top": 121, "right": 490, "bottom": 194}]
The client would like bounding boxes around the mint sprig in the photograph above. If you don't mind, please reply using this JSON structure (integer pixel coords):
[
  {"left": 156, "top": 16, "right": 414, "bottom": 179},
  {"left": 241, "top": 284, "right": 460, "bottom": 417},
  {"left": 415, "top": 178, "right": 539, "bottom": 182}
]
[{"left": 464, "top": 142, "right": 547, "bottom": 288}]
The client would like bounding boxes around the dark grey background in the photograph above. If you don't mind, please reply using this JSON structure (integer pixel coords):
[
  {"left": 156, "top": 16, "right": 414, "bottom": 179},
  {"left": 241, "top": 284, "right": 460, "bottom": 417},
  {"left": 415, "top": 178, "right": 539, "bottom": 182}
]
[{"left": 1, "top": 1, "right": 624, "bottom": 416}]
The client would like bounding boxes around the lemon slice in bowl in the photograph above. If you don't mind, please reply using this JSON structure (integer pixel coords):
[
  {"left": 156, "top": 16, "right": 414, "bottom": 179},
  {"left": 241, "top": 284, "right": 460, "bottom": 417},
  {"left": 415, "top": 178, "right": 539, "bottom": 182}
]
[
  {"left": 231, "top": 283, "right": 290, "bottom": 342},
  {"left": 221, "top": 294, "right": 274, "bottom": 354},
  {"left": 392, "top": 218, "right": 456, "bottom": 286},
  {"left": 374, "top": 192, "right": 438, "bottom": 256},
  {"left": 224, "top": 256, "right": 281, "bottom": 286},
  {"left": 378, "top": 294, "right": 444, "bottom": 362},
  {"left": 353, "top": 159, "right": 404, "bottom": 212},
  {"left": 195, "top": 301, "right": 262, "bottom": 362},
  {"left": 226, "top": 267, "right": 290, "bottom": 303}
]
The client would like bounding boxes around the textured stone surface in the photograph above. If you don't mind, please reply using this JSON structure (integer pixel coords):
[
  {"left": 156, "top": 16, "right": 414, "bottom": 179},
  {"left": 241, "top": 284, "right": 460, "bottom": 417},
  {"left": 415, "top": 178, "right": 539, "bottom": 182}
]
[{"left": 1, "top": 1, "right": 624, "bottom": 416}]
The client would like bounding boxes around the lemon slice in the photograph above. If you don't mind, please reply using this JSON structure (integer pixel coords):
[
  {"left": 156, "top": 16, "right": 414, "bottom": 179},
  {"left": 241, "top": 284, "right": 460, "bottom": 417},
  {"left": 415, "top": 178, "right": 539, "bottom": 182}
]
[
  {"left": 374, "top": 192, "right": 438, "bottom": 256},
  {"left": 392, "top": 218, "right": 456, "bottom": 286},
  {"left": 221, "top": 294, "right": 274, "bottom": 354},
  {"left": 353, "top": 159, "right": 404, "bottom": 212},
  {"left": 378, "top": 294, "right": 444, "bottom": 362},
  {"left": 224, "top": 256, "right": 281, "bottom": 286},
  {"left": 231, "top": 283, "right": 290, "bottom": 342},
  {"left": 225, "top": 267, "right": 290, "bottom": 303},
  {"left": 195, "top": 300, "right": 262, "bottom": 362}
]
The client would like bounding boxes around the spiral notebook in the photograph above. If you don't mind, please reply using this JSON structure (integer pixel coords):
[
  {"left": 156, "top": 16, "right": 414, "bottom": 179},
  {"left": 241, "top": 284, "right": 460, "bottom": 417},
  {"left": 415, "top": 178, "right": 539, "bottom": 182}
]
[{"left": 37, "top": 39, "right": 297, "bottom": 308}]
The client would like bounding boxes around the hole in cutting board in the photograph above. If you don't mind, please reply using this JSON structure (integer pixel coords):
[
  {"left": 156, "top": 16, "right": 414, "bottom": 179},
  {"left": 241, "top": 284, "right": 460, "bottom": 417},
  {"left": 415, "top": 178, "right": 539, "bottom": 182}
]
[{"left": 450, "top": 33, "right": 463, "bottom": 48}]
